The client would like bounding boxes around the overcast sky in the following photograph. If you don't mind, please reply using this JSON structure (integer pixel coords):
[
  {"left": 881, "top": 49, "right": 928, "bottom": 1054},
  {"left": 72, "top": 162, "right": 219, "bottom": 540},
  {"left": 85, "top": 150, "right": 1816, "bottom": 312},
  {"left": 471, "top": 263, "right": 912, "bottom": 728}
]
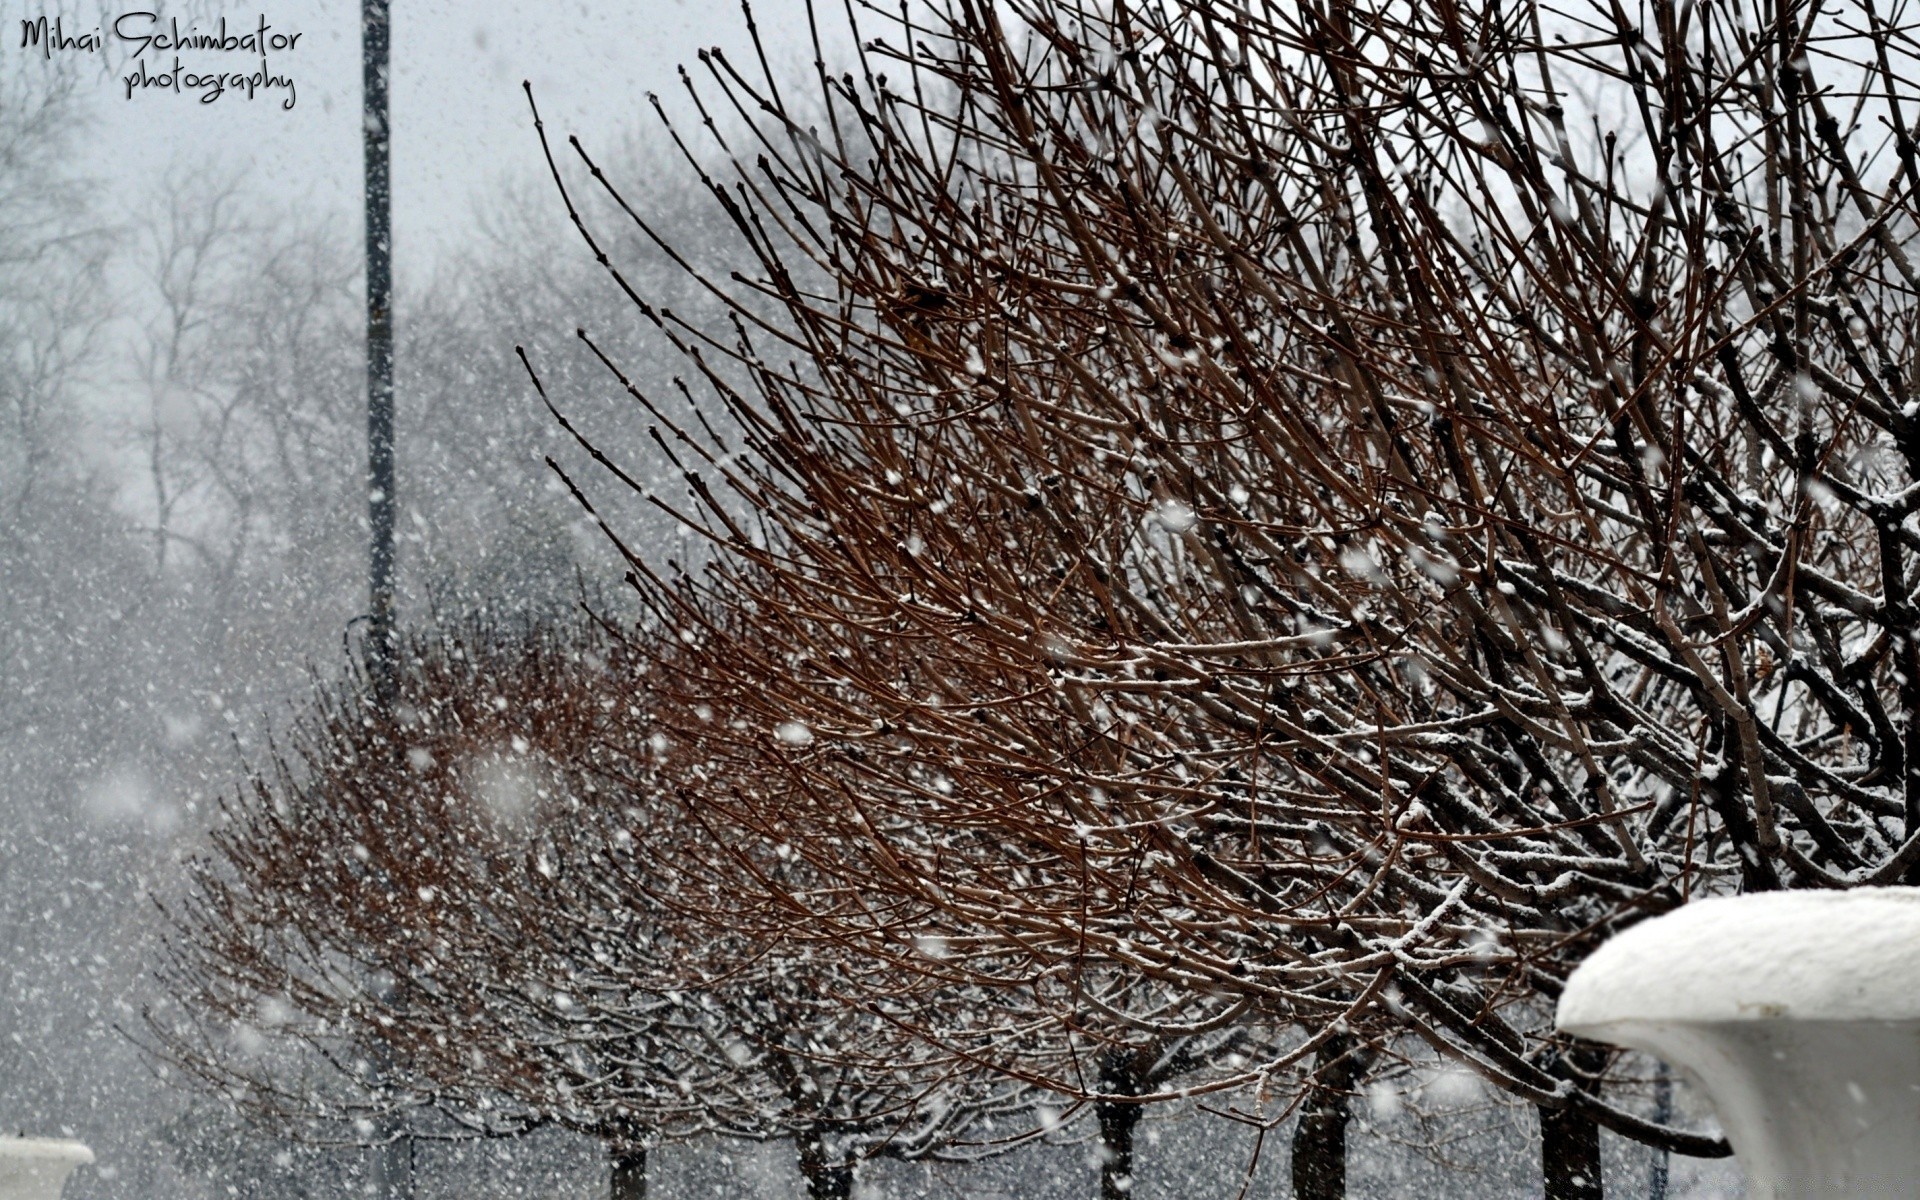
[{"left": 12, "top": 0, "right": 820, "bottom": 271}]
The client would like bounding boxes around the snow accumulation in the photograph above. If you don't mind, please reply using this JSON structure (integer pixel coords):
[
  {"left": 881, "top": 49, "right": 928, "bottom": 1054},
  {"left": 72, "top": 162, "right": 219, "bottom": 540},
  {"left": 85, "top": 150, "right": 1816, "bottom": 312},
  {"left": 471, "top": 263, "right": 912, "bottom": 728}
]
[
  {"left": 1560, "top": 889, "right": 1920, "bottom": 1196},
  {"left": 0, "top": 1141, "right": 92, "bottom": 1167},
  {"left": 0, "top": 1139, "right": 93, "bottom": 1200},
  {"left": 1558, "top": 886, "right": 1920, "bottom": 1030}
]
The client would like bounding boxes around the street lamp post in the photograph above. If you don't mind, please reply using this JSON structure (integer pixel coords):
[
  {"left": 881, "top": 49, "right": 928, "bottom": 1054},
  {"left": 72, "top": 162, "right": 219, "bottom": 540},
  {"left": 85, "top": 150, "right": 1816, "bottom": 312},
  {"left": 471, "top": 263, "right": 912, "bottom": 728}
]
[
  {"left": 362, "top": 2, "right": 409, "bottom": 1197},
  {"left": 364, "top": 0, "right": 396, "bottom": 706}
]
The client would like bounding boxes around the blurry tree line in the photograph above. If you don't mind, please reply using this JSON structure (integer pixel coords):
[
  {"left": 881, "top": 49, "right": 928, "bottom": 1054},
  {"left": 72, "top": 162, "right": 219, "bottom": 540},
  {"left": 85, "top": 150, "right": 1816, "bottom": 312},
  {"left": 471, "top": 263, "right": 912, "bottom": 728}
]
[{"left": 0, "top": 52, "right": 728, "bottom": 1200}]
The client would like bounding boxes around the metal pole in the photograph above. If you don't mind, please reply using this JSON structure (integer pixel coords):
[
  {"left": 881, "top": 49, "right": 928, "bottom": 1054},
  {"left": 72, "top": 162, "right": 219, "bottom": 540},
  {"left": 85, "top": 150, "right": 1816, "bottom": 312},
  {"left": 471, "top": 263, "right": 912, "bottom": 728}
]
[
  {"left": 364, "top": 0, "right": 396, "bottom": 707},
  {"left": 362, "top": 4, "right": 409, "bottom": 1197}
]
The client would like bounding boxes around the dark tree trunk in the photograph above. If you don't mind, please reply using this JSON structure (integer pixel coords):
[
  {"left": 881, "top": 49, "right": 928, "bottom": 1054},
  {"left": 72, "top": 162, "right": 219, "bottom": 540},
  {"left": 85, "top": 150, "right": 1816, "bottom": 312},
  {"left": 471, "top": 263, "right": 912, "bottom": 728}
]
[
  {"left": 795, "top": 1127, "right": 854, "bottom": 1200},
  {"left": 1541, "top": 1103, "right": 1603, "bottom": 1200},
  {"left": 1292, "top": 1033, "right": 1367, "bottom": 1200},
  {"left": 1541, "top": 1043, "right": 1608, "bottom": 1200},
  {"left": 1095, "top": 1096, "right": 1142, "bottom": 1200},
  {"left": 368, "top": 1133, "right": 411, "bottom": 1200},
  {"left": 1095, "top": 1049, "right": 1146, "bottom": 1200},
  {"left": 609, "top": 1142, "right": 647, "bottom": 1200}
]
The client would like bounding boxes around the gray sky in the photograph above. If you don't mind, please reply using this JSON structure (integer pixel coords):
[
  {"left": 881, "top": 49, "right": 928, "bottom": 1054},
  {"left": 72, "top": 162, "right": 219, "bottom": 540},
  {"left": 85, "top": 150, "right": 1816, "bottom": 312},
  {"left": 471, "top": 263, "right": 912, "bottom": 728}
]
[{"left": 13, "top": 0, "right": 819, "bottom": 270}]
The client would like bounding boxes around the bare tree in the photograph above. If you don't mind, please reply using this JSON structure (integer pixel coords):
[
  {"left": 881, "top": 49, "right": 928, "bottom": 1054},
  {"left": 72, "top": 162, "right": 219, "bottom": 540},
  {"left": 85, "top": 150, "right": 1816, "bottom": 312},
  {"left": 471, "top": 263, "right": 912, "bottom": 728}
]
[
  {"left": 155, "top": 617, "right": 1045, "bottom": 1200},
  {"left": 124, "top": 168, "right": 368, "bottom": 697},
  {"left": 0, "top": 66, "right": 122, "bottom": 739},
  {"left": 520, "top": 0, "right": 1920, "bottom": 1193}
]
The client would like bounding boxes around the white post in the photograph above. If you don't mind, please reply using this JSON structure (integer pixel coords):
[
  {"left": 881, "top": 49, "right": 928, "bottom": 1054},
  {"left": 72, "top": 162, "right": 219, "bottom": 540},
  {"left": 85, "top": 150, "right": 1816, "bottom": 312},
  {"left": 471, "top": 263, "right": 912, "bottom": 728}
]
[
  {"left": 0, "top": 1139, "right": 92, "bottom": 1200},
  {"left": 1557, "top": 887, "right": 1920, "bottom": 1199}
]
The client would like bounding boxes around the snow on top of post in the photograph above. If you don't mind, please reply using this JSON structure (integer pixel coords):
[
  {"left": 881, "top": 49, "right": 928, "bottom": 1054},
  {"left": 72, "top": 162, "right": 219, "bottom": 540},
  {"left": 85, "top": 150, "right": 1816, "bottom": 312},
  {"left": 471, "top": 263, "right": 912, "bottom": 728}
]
[
  {"left": 1558, "top": 887, "right": 1920, "bottom": 1030},
  {"left": 0, "top": 1142, "right": 91, "bottom": 1166}
]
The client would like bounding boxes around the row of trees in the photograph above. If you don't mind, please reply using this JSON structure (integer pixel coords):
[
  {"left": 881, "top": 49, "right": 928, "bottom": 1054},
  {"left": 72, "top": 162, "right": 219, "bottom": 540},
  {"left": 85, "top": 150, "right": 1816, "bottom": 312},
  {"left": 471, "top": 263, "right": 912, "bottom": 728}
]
[{"left": 161, "top": 0, "right": 1920, "bottom": 1194}]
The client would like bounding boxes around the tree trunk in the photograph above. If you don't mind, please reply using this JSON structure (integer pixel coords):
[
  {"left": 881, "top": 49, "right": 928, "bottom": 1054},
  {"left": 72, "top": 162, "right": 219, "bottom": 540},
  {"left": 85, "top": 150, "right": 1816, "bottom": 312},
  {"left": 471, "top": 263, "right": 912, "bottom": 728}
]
[
  {"left": 367, "top": 1132, "right": 411, "bottom": 1200},
  {"left": 1095, "top": 1097, "right": 1142, "bottom": 1199},
  {"left": 1541, "top": 1102, "right": 1603, "bottom": 1200},
  {"left": 1541, "top": 1043, "right": 1608, "bottom": 1200},
  {"left": 1292, "top": 1033, "right": 1366, "bottom": 1200},
  {"left": 1095, "top": 1049, "right": 1145, "bottom": 1199},
  {"left": 795, "top": 1127, "right": 854, "bottom": 1200},
  {"left": 609, "top": 1142, "right": 647, "bottom": 1200}
]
